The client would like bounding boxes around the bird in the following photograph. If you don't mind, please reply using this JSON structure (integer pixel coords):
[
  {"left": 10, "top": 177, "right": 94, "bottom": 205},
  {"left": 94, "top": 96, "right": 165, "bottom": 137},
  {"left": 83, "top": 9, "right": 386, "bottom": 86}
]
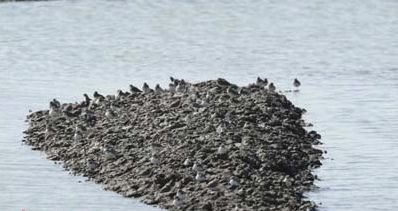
[
  {"left": 105, "top": 109, "right": 117, "bottom": 119},
  {"left": 93, "top": 91, "right": 105, "bottom": 104},
  {"left": 102, "top": 144, "right": 117, "bottom": 160},
  {"left": 116, "top": 90, "right": 127, "bottom": 99},
  {"left": 82, "top": 94, "right": 91, "bottom": 107},
  {"left": 195, "top": 171, "right": 206, "bottom": 182},
  {"left": 256, "top": 77, "right": 266, "bottom": 87},
  {"left": 172, "top": 195, "right": 184, "bottom": 208},
  {"left": 217, "top": 144, "right": 227, "bottom": 155},
  {"left": 293, "top": 78, "right": 301, "bottom": 88},
  {"left": 229, "top": 176, "right": 240, "bottom": 188},
  {"left": 155, "top": 84, "right": 164, "bottom": 95},
  {"left": 183, "top": 158, "right": 191, "bottom": 166},
  {"left": 52, "top": 99, "right": 61, "bottom": 108},
  {"left": 93, "top": 91, "right": 105, "bottom": 100},
  {"left": 142, "top": 82, "right": 153, "bottom": 94},
  {"left": 217, "top": 78, "right": 231, "bottom": 86},
  {"left": 129, "top": 84, "right": 142, "bottom": 93},
  {"left": 176, "top": 80, "right": 187, "bottom": 93},
  {"left": 169, "top": 83, "right": 176, "bottom": 93},
  {"left": 192, "top": 161, "right": 203, "bottom": 172},
  {"left": 268, "top": 83, "right": 276, "bottom": 92},
  {"left": 227, "top": 87, "right": 239, "bottom": 97}
]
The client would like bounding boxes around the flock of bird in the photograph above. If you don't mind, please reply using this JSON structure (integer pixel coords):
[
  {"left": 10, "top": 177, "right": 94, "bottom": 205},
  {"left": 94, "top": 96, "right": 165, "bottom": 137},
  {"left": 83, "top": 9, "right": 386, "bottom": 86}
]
[{"left": 44, "top": 76, "right": 301, "bottom": 208}]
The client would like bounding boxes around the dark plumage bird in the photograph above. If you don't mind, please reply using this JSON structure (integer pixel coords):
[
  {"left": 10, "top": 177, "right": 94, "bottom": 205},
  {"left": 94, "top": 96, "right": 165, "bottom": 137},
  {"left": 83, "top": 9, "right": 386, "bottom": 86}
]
[
  {"left": 93, "top": 91, "right": 105, "bottom": 100},
  {"left": 268, "top": 83, "right": 276, "bottom": 92},
  {"left": 256, "top": 77, "right": 268, "bottom": 87},
  {"left": 82, "top": 94, "right": 91, "bottom": 107},
  {"left": 293, "top": 78, "right": 301, "bottom": 88},
  {"left": 217, "top": 78, "right": 231, "bottom": 86},
  {"left": 129, "top": 84, "right": 142, "bottom": 93},
  {"left": 142, "top": 82, "right": 153, "bottom": 94},
  {"left": 155, "top": 84, "right": 164, "bottom": 94}
]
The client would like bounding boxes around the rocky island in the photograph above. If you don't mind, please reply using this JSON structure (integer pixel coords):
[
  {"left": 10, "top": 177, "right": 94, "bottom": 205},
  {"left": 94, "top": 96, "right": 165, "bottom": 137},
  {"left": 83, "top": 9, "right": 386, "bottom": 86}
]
[{"left": 23, "top": 78, "right": 322, "bottom": 211}]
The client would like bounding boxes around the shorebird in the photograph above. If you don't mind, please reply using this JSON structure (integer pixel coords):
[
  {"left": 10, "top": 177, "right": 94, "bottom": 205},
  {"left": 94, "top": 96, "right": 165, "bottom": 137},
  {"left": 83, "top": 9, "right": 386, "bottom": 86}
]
[
  {"left": 116, "top": 90, "right": 126, "bottom": 99},
  {"left": 142, "top": 82, "right": 153, "bottom": 94},
  {"left": 169, "top": 83, "right": 176, "bottom": 93},
  {"left": 293, "top": 78, "right": 301, "bottom": 88},
  {"left": 192, "top": 161, "right": 203, "bottom": 172},
  {"left": 176, "top": 189, "right": 186, "bottom": 201},
  {"left": 102, "top": 144, "right": 117, "bottom": 160},
  {"left": 217, "top": 144, "right": 227, "bottom": 155},
  {"left": 129, "top": 84, "right": 142, "bottom": 93},
  {"left": 176, "top": 80, "right": 187, "bottom": 93},
  {"left": 105, "top": 109, "right": 117, "bottom": 119},
  {"left": 93, "top": 91, "right": 105, "bottom": 104},
  {"left": 268, "top": 83, "right": 276, "bottom": 92},
  {"left": 227, "top": 87, "right": 239, "bottom": 97},
  {"left": 172, "top": 195, "right": 184, "bottom": 208},
  {"left": 195, "top": 171, "right": 206, "bottom": 182},
  {"left": 256, "top": 77, "right": 267, "bottom": 87},
  {"left": 229, "top": 176, "right": 240, "bottom": 188},
  {"left": 82, "top": 94, "right": 91, "bottom": 107},
  {"left": 155, "top": 84, "right": 164, "bottom": 95},
  {"left": 52, "top": 98, "right": 61, "bottom": 108}
]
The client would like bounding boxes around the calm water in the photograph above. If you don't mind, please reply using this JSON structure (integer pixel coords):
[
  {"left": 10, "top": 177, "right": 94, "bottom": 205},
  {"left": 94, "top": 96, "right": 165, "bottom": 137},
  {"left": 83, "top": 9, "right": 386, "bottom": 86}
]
[{"left": 1, "top": 0, "right": 397, "bottom": 210}]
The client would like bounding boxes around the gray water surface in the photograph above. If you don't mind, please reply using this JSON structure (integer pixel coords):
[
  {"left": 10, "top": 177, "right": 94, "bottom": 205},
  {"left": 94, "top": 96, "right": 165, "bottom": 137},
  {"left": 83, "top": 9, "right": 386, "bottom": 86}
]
[{"left": 0, "top": 0, "right": 398, "bottom": 210}]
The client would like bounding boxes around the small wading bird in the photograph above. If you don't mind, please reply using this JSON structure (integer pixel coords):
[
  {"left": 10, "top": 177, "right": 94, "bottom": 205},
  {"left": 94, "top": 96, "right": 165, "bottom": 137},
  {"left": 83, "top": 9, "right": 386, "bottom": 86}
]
[
  {"left": 195, "top": 171, "right": 206, "bottom": 182},
  {"left": 129, "top": 84, "right": 142, "bottom": 93},
  {"left": 256, "top": 77, "right": 268, "bottom": 87},
  {"left": 293, "top": 78, "right": 301, "bottom": 88},
  {"left": 268, "top": 82, "right": 276, "bottom": 92},
  {"left": 93, "top": 91, "right": 105, "bottom": 104},
  {"left": 155, "top": 84, "right": 164, "bottom": 95},
  {"left": 82, "top": 93, "right": 91, "bottom": 107},
  {"left": 142, "top": 82, "right": 153, "bottom": 94},
  {"left": 229, "top": 176, "right": 240, "bottom": 188}
]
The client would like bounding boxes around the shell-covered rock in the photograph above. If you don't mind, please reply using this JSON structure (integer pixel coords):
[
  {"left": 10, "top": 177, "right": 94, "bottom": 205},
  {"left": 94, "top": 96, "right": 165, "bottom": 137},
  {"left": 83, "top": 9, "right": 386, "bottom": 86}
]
[{"left": 23, "top": 78, "right": 322, "bottom": 211}]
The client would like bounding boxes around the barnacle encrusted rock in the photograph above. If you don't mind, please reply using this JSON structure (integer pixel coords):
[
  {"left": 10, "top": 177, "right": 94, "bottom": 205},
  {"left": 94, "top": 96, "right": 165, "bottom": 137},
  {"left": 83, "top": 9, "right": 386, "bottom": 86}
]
[{"left": 23, "top": 78, "right": 322, "bottom": 211}]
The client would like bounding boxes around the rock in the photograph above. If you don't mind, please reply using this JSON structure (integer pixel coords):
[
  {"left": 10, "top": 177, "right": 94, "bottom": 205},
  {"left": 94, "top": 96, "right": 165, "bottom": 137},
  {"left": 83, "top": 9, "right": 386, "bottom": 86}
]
[{"left": 22, "top": 78, "right": 322, "bottom": 211}]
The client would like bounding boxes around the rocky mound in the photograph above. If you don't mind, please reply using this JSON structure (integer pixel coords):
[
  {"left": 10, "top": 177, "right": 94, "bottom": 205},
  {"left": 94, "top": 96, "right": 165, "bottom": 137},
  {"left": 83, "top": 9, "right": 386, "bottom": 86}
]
[{"left": 23, "top": 78, "right": 322, "bottom": 211}]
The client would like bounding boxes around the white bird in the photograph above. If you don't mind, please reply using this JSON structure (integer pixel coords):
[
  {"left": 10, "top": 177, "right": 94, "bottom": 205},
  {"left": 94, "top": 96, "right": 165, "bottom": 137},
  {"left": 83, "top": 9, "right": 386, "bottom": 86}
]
[
  {"left": 217, "top": 144, "right": 228, "bottom": 155},
  {"left": 173, "top": 195, "right": 183, "bottom": 208},
  {"left": 183, "top": 158, "right": 191, "bottom": 166},
  {"left": 195, "top": 171, "right": 206, "bottom": 182},
  {"left": 105, "top": 109, "right": 116, "bottom": 119},
  {"left": 229, "top": 176, "right": 240, "bottom": 188},
  {"left": 155, "top": 84, "right": 164, "bottom": 95}
]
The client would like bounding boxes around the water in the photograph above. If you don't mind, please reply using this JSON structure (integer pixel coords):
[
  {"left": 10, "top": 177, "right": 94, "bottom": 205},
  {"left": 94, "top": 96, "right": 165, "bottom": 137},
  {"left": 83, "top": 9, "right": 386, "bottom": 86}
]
[{"left": 0, "top": 0, "right": 397, "bottom": 210}]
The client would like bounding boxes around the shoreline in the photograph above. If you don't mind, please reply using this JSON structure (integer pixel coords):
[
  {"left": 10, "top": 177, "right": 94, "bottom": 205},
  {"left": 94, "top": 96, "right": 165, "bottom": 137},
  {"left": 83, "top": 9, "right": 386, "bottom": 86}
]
[{"left": 23, "top": 78, "right": 322, "bottom": 211}]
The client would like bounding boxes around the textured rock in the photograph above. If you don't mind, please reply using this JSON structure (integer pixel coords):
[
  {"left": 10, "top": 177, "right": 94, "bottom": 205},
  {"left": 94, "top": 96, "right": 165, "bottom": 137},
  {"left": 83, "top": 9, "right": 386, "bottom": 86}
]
[{"left": 23, "top": 78, "right": 322, "bottom": 211}]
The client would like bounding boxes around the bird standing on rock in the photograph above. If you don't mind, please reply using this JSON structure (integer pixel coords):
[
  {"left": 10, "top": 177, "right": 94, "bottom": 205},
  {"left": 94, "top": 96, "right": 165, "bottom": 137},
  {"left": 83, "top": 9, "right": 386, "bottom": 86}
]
[
  {"left": 155, "top": 84, "right": 164, "bottom": 94},
  {"left": 256, "top": 77, "right": 268, "bottom": 87},
  {"left": 195, "top": 171, "right": 206, "bottom": 182},
  {"left": 173, "top": 195, "right": 184, "bottom": 208},
  {"left": 93, "top": 91, "right": 105, "bottom": 104},
  {"left": 268, "top": 83, "right": 276, "bottom": 92},
  {"left": 142, "top": 82, "right": 153, "bottom": 94},
  {"left": 293, "top": 78, "right": 301, "bottom": 88},
  {"left": 229, "top": 176, "right": 240, "bottom": 188},
  {"left": 129, "top": 84, "right": 142, "bottom": 93},
  {"left": 83, "top": 94, "right": 91, "bottom": 107}
]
